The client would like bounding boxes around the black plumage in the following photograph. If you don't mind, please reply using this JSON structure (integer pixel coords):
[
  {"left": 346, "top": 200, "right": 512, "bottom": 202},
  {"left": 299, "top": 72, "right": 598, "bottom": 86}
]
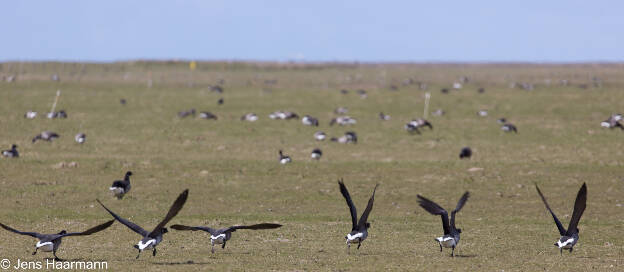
[{"left": 417, "top": 192, "right": 470, "bottom": 257}]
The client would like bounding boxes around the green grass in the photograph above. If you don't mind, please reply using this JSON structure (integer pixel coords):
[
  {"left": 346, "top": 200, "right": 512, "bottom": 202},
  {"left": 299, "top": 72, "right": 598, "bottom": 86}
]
[{"left": 0, "top": 62, "right": 623, "bottom": 271}]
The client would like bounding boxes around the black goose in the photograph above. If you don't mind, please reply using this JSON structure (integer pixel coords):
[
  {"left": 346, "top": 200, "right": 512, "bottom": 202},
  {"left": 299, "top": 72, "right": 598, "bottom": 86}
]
[
  {"left": 279, "top": 150, "right": 292, "bottom": 164},
  {"left": 314, "top": 131, "right": 326, "bottom": 141},
  {"left": 32, "top": 131, "right": 60, "bottom": 143},
  {"left": 417, "top": 192, "right": 470, "bottom": 257},
  {"left": 501, "top": 123, "right": 518, "bottom": 133},
  {"left": 199, "top": 111, "right": 218, "bottom": 120},
  {"left": 302, "top": 115, "right": 319, "bottom": 126},
  {"left": 178, "top": 109, "right": 196, "bottom": 118},
  {"left": 459, "top": 147, "right": 472, "bottom": 159},
  {"left": 25, "top": 111, "right": 37, "bottom": 119},
  {"left": 2, "top": 144, "right": 19, "bottom": 158},
  {"left": 535, "top": 183, "right": 587, "bottom": 255},
  {"left": 217, "top": 98, "right": 224, "bottom": 105},
  {"left": 96, "top": 189, "right": 189, "bottom": 259},
  {"left": 241, "top": 113, "right": 258, "bottom": 122},
  {"left": 339, "top": 179, "right": 378, "bottom": 253},
  {"left": 379, "top": 112, "right": 391, "bottom": 121},
  {"left": 109, "top": 171, "right": 132, "bottom": 199},
  {"left": 311, "top": 148, "right": 322, "bottom": 160},
  {"left": 601, "top": 114, "right": 623, "bottom": 129},
  {"left": 75, "top": 133, "right": 86, "bottom": 144},
  {"left": 0, "top": 220, "right": 114, "bottom": 261},
  {"left": 171, "top": 223, "right": 282, "bottom": 253}
]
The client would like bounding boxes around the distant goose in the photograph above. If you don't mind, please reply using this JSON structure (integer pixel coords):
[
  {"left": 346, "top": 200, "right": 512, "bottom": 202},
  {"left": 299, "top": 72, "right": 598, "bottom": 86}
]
[
  {"left": 408, "top": 118, "right": 433, "bottom": 130},
  {"left": 96, "top": 189, "right": 189, "bottom": 259},
  {"left": 459, "top": 147, "right": 472, "bottom": 159},
  {"left": 217, "top": 98, "right": 224, "bottom": 105},
  {"left": 24, "top": 111, "right": 37, "bottom": 119},
  {"left": 279, "top": 150, "right": 292, "bottom": 164},
  {"left": 331, "top": 131, "right": 357, "bottom": 144},
  {"left": 178, "top": 109, "right": 196, "bottom": 118},
  {"left": 47, "top": 110, "right": 67, "bottom": 119},
  {"left": 241, "top": 113, "right": 258, "bottom": 122},
  {"left": 32, "top": 131, "right": 60, "bottom": 143},
  {"left": 334, "top": 107, "right": 348, "bottom": 114},
  {"left": 2, "top": 144, "right": 19, "bottom": 158},
  {"left": 75, "top": 133, "right": 86, "bottom": 144},
  {"left": 0, "top": 220, "right": 114, "bottom": 261},
  {"left": 477, "top": 110, "right": 488, "bottom": 117},
  {"left": 497, "top": 118, "right": 507, "bottom": 124},
  {"left": 330, "top": 116, "right": 356, "bottom": 126},
  {"left": 314, "top": 131, "right": 326, "bottom": 141},
  {"left": 302, "top": 115, "right": 319, "bottom": 126},
  {"left": 535, "top": 183, "right": 587, "bottom": 255},
  {"left": 601, "top": 114, "right": 623, "bottom": 129},
  {"left": 356, "top": 90, "right": 367, "bottom": 99},
  {"left": 109, "top": 171, "right": 132, "bottom": 199},
  {"left": 120, "top": 99, "right": 127, "bottom": 105},
  {"left": 338, "top": 179, "right": 378, "bottom": 253},
  {"left": 340, "top": 89, "right": 349, "bottom": 94},
  {"left": 311, "top": 148, "right": 322, "bottom": 160},
  {"left": 199, "top": 111, "right": 218, "bottom": 120},
  {"left": 269, "top": 111, "right": 299, "bottom": 120},
  {"left": 404, "top": 123, "right": 420, "bottom": 134},
  {"left": 171, "top": 223, "right": 282, "bottom": 253},
  {"left": 417, "top": 192, "right": 470, "bottom": 257},
  {"left": 432, "top": 109, "right": 445, "bottom": 116},
  {"left": 501, "top": 123, "right": 518, "bottom": 133},
  {"left": 379, "top": 112, "right": 391, "bottom": 121}
]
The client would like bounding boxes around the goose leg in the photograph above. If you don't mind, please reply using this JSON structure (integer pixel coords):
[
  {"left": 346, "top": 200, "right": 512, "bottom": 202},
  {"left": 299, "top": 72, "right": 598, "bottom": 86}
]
[
  {"left": 451, "top": 246, "right": 455, "bottom": 257},
  {"left": 560, "top": 248, "right": 563, "bottom": 256},
  {"left": 357, "top": 240, "right": 362, "bottom": 249},
  {"left": 32, "top": 247, "right": 38, "bottom": 255},
  {"left": 439, "top": 243, "right": 442, "bottom": 252},
  {"left": 152, "top": 247, "right": 157, "bottom": 257},
  {"left": 53, "top": 250, "right": 62, "bottom": 261},
  {"left": 135, "top": 250, "right": 141, "bottom": 259},
  {"left": 569, "top": 248, "right": 573, "bottom": 253},
  {"left": 211, "top": 240, "right": 215, "bottom": 254},
  {"left": 222, "top": 241, "right": 226, "bottom": 249},
  {"left": 347, "top": 243, "right": 350, "bottom": 254}
]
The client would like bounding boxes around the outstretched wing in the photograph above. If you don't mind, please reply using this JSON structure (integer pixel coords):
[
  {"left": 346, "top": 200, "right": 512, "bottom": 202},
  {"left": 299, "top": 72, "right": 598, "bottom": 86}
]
[
  {"left": 61, "top": 220, "right": 115, "bottom": 237},
  {"left": 149, "top": 189, "right": 189, "bottom": 238},
  {"left": 566, "top": 183, "right": 587, "bottom": 236},
  {"left": 0, "top": 223, "right": 43, "bottom": 238},
  {"left": 535, "top": 185, "right": 566, "bottom": 236},
  {"left": 357, "top": 184, "right": 379, "bottom": 230},
  {"left": 170, "top": 224, "right": 217, "bottom": 235},
  {"left": 97, "top": 199, "right": 149, "bottom": 236},
  {"left": 338, "top": 179, "right": 358, "bottom": 231},
  {"left": 450, "top": 192, "right": 470, "bottom": 230},
  {"left": 417, "top": 195, "right": 450, "bottom": 235},
  {"left": 226, "top": 223, "right": 283, "bottom": 233}
]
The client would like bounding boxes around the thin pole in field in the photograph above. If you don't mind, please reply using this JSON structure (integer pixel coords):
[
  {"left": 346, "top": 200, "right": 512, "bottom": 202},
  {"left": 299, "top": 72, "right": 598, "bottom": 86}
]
[
  {"left": 50, "top": 90, "right": 61, "bottom": 114},
  {"left": 423, "top": 92, "right": 430, "bottom": 118}
]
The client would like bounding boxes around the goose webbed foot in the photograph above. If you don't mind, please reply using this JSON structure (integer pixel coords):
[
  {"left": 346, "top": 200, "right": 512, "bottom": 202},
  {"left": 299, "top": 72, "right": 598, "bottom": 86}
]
[
  {"left": 53, "top": 252, "right": 63, "bottom": 262},
  {"left": 32, "top": 248, "right": 38, "bottom": 255}
]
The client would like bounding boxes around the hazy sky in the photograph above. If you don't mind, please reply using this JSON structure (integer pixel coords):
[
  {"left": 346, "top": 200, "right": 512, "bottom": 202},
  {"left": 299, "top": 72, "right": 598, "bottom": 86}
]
[{"left": 2, "top": 0, "right": 622, "bottom": 62}]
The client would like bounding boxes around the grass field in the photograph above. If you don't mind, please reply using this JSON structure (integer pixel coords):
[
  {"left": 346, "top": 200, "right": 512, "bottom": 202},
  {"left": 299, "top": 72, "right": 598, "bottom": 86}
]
[{"left": 0, "top": 62, "right": 623, "bottom": 271}]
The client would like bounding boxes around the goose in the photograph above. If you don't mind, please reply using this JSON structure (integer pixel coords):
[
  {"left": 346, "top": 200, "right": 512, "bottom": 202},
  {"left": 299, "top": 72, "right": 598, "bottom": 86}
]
[
  {"left": 441, "top": 88, "right": 449, "bottom": 94},
  {"left": 432, "top": 109, "right": 445, "bottom": 116},
  {"left": 535, "top": 183, "right": 587, "bottom": 255},
  {"left": 459, "top": 147, "right": 472, "bottom": 159},
  {"left": 0, "top": 220, "right": 114, "bottom": 261},
  {"left": 340, "top": 89, "right": 349, "bottom": 94},
  {"left": 314, "top": 131, "right": 326, "bottom": 141},
  {"left": 477, "top": 110, "right": 488, "bottom": 117},
  {"left": 501, "top": 123, "right": 518, "bottom": 133},
  {"left": 330, "top": 116, "right": 356, "bottom": 126},
  {"left": 96, "top": 189, "right": 189, "bottom": 259},
  {"left": 497, "top": 118, "right": 507, "bottom": 124},
  {"left": 199, "top": 111, "right": 218, "bottom": 120},
  {"left": 46, "top": 110, "right": 67, "bottom": 119},
  {"left": 302, "top": 115, "right": 319, "bottom": 126},
  {"left": 241, "top": 113, "right": 258, "bottom": 122},
  {"left": 269, "top": 111, "right": 299, "bottom": 120},
  {"left": 75, "top": 133, "right": 86, "bottom": 144},
  {"left": 334, "top": 107, "right": 348, "bottom": 114},
  {"left": 2, "top": 144, "right": 19, "bottom": 158},
  {"left": 404, "top": 123, "right": 421, "bottom": 134},
  {"left": 338, "top": 179, "right": 378, "bottom": 254},
  {"left": 109, "top": 171, "right": 132, "bottom": 199},
  {"left": 279, "top": 150, "right": 292, "bottom": 164},
  {"left": 178, "top": 109, "right": 196, "bottom": 118},
  {"left": 120, "top": 99, "right": 127, "bottom": 105},
  {"left": 32, "top": 131, "right": 60, "bottom": 143},
  {"left": 170, "top": 223, "right": 282, "bottom": 253},
  {"left": 356, "top": 90, "right": 367, "bottom": 99},
  {"left": 408, "top": 119, "right": 433, "bottom": 130},
  {"left": 211, "top": 85, "right": 224, "bottom": 93},
  {"left": 601, "top": 114, "right": 623, "bottom": 129},
  {"left": 379, "top": 112, "right": 391, "bottom": 121},
  {"left": 417, "top": 192, "right": 470, "bottom": 257},
  {"left": 311, "top": 148, "right": 322, "bottom": 160},
  {"left": 24, "top": 111, "right": 37, "bottom": 119},
  {"left": 331, "top": 132, "right": 357, "bottom": 144},
  {"left": 217, "top": 98, "right": 224, "bottom": 105}
]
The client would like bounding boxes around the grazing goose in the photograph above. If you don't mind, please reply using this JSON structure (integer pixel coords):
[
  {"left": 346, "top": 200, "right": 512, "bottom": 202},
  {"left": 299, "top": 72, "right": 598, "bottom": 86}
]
[
  {"left": 331, "top": 131, "right": 357, "bottom": 144},
  {"left": 356, "top": 89, "right": 367, "bottom": 99},
  {"left": 217, "top": 98, "right": 224, "bottom": 105},
  {"left": 109, "top": 171, "right": 132, "bottom": 199},
  {"left": 497, "top": 118, "right": 507, "bottom": 124},
  {"left": 25, "top": 111, "right": 37, "bottom": 119},
  {"left": 241, "top": 113, "right": 258, "bottom": 122},
  {"left": 178, "top": 109, "right": 196, "bottom": 118},
  {"left": 0, "top": 220, "right": 114, "bottom": 261},
  {"left": 120, "top": 98, "right": 127, "bottom": 105},
  {"left": 199, "top": 111, "right": 218, "bottom": 120},
  {"left": 601, "top": 114, "right": 623, "bottom": 129},
  {"left": 170, "top": 223, "right": 282, "bottom": 253},
  {"left": 32, "top": 131, "right": 60, "bottom": 143},
  {"left": 302, "top": 115, "right": 319, "bottom": 126},
  {"left": 330, "top": 116, "right": 357, "bottom": 126},
  {"left": 340, "top": 89, "right": 349, "bottom": 94},
  {"left": 477, "top": 110, "right": 488, "bottom": 117},
  {"left": 2, "top": 144, "right": 19, "bottom": 158},
  {"left": 459, "top": 147, "right": 472, "bottom": 159},
  {"left": 432, "top": 109, "right": 445, "bottom": 116},
  {"left": 96, "top": 189, "right": 189, "bottom": 259},
  {"left": 269, "top": 111, "right": 299, "bottom": 120},
  {"left": 75, "top": 133, "right": 86, "bottom": 144},
  {"left": 47, "top": 110, "right": 67, "bottom": 119},
  {"left": 311, "top": 148, "right": 322, "bottom": 160},
  {"left": 535, "top": 183, "right": 587, "bottom": 255},
  {"left": 334, "top": 107, "right": 348, "bottom": 114},
  {"left": 338, "top": 179, "right": 378, "bottom": 254},
  {"left": 379, "top": 112, "right": 391, "bottom": 121},
  {"left": 417, "top": 192, "right": 470, "bottom": 257},
  {"left": 408, "top": 118, "right": 433, "bottom": 130},
  {"left": 501, "top": 123, "right": 518, "bottom": 133},
  {"left": 314, "top": 131, "right": 326, "bottom": 141},
  {"left": 404, "top": 123, "right": 420, "bottom": 134},
  {"left": 278, "top": 150, "right": 292, "bottom": 164}
]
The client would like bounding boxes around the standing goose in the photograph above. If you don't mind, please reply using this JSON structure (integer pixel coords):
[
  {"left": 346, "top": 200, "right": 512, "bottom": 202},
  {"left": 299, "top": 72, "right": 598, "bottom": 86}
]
[
  {"left": 199, "top": 111, "right": 218, "bottom": 120},
  {"left": 417, "top": 192, "right": 470, "bottom": 257},
  {"left": 96, "top": 189, "right": 189, "bottom": 259},
  {"left": 170, "top": 223, "right": 282, "bottom": 253},
  {"left": 0, "top": 220, "right": 114, "bottom": 261},
  {"left": 75, "top": 133, "right": 86, "bottom": 144},
  {"left": 278, "top": 150, "right": 292, "bottom": 164},
  {"left": 109, "top": 171, "right": 132, "bottom": 199},
  {"left": 338, "top": 179, "right": 378, "bottom": 253},
  {"left": 311, "top": 148, "right": 322, "bottom": 160},
  {"left": 459, "top": 147, "right": 472, "bottom": 159},
  {"left": 2, "top": 144, "right": 19, "bottom": 158},
  {"left": 32, "top": 131, "right": 60, "bottom": 143},
  {"left": 535, "top": 183, "right": 587, "bottom": 255}
]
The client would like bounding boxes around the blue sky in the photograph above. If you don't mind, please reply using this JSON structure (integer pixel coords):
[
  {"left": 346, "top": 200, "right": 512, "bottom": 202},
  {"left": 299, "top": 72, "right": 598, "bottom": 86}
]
[{"left": 2, "top": 0, "right": 623, "bottom": 62}]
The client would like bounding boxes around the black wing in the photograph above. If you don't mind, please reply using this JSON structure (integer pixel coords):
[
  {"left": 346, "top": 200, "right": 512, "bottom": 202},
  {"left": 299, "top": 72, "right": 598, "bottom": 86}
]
[
  {"left": 450, "top": 192, "right": 470, "bottom": 230},
  {"left": 226, "top": 223, "right": 283, "bottom": 233},
  {"left": 111, "top": 180, "right": 126, "bottom": 188},
  {"left": 338, "top": 179, "right": 358, "bottom": 231},
  {"left": 96, "top": 199, "right": 149, "bottom": 236},
  {"left": 417, "top": 195, "right": 450, "bottom": 235},
  {"left": 61, "top": 220, "right": 115, "bottom": 237},
  {"left": 535, "top": 185, "right": 566, "bottom": 236},
  {"left": 170, "top": 224, "right": 217, "bottom": 235},
  {"left": 0, "top": 223, "right": 43, "bottom": 238},
  {"left": 566, "top": 183, "right": 587, "bottom": 236},
  {"left": 357, "top": 184, "right": 378, "bottom": 230},
  {"left": 148, "top": 189, "right": 189, "bottom": 238}
]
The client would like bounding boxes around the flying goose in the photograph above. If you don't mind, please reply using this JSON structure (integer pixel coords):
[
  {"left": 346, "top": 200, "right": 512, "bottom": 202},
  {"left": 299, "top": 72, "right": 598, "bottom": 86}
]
[
  {"left": 459, "top": 147, "right": 472, "bottom": 159},
  {"left": 535, "top": 183, "right": 587, "bottom": 255},
  {"left": 339, "top": 179, "right": 378, "bottom": 253},
  {"left": 170, "top": 223, "right": 282, "bottom": 253},
  {"left": 199, "top": 111, "right": 218, "bottom": 120},
  {"left": 2, "top": 144, "right": 19, "bottom": 158},
  {"left": 75, "top": 133, "right": 86, "bottom": 144},
  {"left": 24, "top": 111, "right": 37, "bottom": 119},
  {"left": 314, "top": 131, "right": 326, "bottom": 141},
  {"left": 178, "top": 109, "right": 196, "bottom": 118},
  {"left": 0, "top": 220, "right": 114, "bottom": 261},
  {"left": 32, "top": 131, "right": 60, "bottom": 143},
  {"left": 302, "top": 115, "right": 319, "bottom": 126},
  {"left": 279, "top": 150, "right": 292, "bottom": 164},
  {"left": 109, "top": 171, "right": 132, "bottom": 199},
  {"left": 601, "top": 114, "right": 623, "bottom": 129},
  {"left": 501, "top": 123, "right": 518, "bottom": 133},
  {"left": 241, "top": 113, "right": 258, "bottom": 122},
  {"left": 379, "top": 112, "right": 391, "bottom": 121},
  {"left": 311, "top": 148, "right": 322, "bottom": 160},
  {"left": 417, "top": 192, "right": 470, "bottom": 257},
  {"left": 96, "top": 189, "right": 189, "bottom": 259}
]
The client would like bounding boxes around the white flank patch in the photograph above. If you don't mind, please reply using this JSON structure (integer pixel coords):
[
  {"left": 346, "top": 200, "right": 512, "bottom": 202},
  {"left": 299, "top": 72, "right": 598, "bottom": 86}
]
[
  {"left": 36, "top": 241, "right": 54, "bottom": 252},
  {"left": 601, "top": 122, "right": 610, "bottom": 128},
  {"left": 280, "top": 158, "right": 290, "bottom": 164},
  {"left": 436, "top": 236, "right": 456, "bottom": 248},
  {"left": 557, "top": 238, "right": 575, "bottom": 248},
  {"left": 211, "top": 234, "right": 226, "bottom": 244},
  {"left": 137, "top": 239, "right": 156, "bottom": 250},
  {"left": 346, "top": 232, "right": 363, "bottom": 242}
]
